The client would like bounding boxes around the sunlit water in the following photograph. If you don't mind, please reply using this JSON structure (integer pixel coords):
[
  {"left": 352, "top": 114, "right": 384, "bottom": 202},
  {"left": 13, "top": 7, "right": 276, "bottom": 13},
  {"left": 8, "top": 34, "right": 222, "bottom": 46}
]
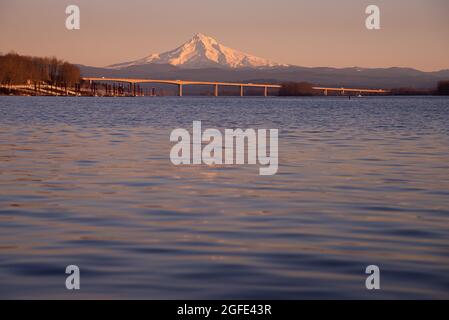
[{"left": 0, "top": 96, "right": 449, "bottom": 299}]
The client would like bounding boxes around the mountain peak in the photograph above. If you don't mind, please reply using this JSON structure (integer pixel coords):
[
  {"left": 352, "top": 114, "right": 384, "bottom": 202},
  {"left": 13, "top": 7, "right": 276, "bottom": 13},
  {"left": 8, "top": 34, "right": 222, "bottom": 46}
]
[
  {"left": 192, "top": 33, "right": 216, "bottom": 41},
  {"left": 184, "top": 33, "right": 220, "bottom": 50},
  {"left": 108, "top": 33, "right": 285, "bottom": 69}
]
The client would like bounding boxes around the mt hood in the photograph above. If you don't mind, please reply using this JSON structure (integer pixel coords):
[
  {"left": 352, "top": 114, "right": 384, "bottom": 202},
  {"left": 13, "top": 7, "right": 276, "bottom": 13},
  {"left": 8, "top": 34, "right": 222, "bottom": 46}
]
[{"left": 108, "top": 33, "right": 285, "bottom": 69}]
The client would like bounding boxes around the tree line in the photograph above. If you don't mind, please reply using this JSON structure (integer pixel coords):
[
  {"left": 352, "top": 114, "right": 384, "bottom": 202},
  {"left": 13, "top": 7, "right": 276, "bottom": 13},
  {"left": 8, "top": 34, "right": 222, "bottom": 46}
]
[
  {"left": 437, "top": 81, "right": 449, "bottom": 95},
  {"left": 0, "top": 52, "right": 80, "bottom": 86},
  {"left": 279, "top": 82, "right": 318, "bottom": 96}
]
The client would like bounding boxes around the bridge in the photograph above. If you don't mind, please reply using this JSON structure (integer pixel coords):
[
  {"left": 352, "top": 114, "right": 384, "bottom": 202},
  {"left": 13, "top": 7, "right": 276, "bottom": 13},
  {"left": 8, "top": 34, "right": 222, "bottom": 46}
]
[
  {"left": 313, "top": 87, "right": 389, "bottom": 96},
  {"left": 82, "top": 77, "right": 281, "bottom": 97},
  {"left": 81, "top": 77, "right": 388, "bottom": 97}
]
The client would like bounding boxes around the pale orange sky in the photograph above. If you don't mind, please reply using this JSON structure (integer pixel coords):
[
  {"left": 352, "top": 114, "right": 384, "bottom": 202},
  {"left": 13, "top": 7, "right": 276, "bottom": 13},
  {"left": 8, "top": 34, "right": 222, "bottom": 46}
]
[{"left": 0, "top": 0, "right": 448, "bottom": 71}]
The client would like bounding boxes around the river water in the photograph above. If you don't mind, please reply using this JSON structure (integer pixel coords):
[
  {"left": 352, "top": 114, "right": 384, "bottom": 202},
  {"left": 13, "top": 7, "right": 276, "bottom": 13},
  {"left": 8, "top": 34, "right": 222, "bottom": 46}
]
[{"left": 0, "top": 96, "right": 448, "bottom": 299}]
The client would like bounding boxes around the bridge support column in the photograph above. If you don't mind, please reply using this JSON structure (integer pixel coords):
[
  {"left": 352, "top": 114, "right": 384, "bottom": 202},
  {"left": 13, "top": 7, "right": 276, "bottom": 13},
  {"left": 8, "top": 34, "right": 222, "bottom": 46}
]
[
  {"left": 341, "top": 89, "right": 345, "bottom": 96},
  {"left": 214, "top": 84, "right": 218, "bottom": 97},
  {"left": 178, "top": 84, "right": 183, "bottom": 97},
  {"left": 240, "top": 85, "right": 244, "bottom": 97},
  {"left": 264, "top": 86, "right": 268, "bottom": 97},
  {"left": 324, "top": 89, "right": 328, "bottom": 96}
]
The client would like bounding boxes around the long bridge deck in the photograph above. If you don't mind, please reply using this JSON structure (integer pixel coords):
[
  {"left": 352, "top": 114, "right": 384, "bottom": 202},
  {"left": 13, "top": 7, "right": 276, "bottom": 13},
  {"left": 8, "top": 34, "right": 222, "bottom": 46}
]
[{"left": 81, "top": 77, "right": 388, "bottom": 97}]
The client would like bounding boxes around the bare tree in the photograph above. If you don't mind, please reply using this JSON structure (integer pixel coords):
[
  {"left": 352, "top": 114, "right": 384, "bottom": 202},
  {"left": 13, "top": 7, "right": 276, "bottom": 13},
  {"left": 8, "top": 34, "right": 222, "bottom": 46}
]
[{"left": 0, "top": 53, "right": 80, "bottom": 89}]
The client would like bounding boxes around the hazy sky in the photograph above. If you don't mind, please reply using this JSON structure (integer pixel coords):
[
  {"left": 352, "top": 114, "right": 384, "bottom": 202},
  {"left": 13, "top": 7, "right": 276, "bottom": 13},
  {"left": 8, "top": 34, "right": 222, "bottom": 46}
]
[{"left": 1, "top": 0, "right": 448, "bottom": 71}]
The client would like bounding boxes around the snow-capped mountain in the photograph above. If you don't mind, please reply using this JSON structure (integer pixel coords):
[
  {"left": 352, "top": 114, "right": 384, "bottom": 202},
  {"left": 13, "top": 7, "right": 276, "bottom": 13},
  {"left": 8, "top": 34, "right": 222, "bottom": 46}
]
[{"left": 108, "top": 33, "right": 285, "bottom": 69}]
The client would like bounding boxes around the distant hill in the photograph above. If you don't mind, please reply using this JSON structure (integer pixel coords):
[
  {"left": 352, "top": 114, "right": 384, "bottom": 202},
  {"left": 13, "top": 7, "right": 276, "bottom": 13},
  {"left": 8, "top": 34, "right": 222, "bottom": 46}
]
[{"left": 79, "top": 63, "right": 449, "bottom": 89}]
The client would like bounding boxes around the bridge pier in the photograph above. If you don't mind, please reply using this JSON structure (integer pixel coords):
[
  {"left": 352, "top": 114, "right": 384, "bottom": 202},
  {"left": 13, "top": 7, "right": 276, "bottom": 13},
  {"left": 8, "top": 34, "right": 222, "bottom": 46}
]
[
  {"left": 91, "top": 81, "right": 96, "bottom": 95},
  {"left": 324, "top": 89, "right": 328, "bottom": 96},
  {"left": 178, "top": 84, "right": 183, "bottom": 97},
  {"left": 240, "top": 85, "right": 244, "bottom": 97},
  {"left": 214, "top": 84, "right": 219, "bottom": 97},
  {"left": 264, "top": 86, "right": 268, "bottom": 97}
]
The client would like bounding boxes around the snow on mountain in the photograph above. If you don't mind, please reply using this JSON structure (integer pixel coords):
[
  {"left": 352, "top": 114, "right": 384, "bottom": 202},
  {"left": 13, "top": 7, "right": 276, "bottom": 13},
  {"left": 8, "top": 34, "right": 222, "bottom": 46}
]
[{"left": 108, "top": 33, "right": 285, "bottom": 69}]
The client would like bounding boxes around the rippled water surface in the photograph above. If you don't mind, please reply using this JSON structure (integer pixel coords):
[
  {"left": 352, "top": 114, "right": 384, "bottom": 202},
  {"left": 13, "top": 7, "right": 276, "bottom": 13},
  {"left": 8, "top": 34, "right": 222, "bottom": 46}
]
[{"left": 1, "top": 96, "right": 449, "bottom": 299}]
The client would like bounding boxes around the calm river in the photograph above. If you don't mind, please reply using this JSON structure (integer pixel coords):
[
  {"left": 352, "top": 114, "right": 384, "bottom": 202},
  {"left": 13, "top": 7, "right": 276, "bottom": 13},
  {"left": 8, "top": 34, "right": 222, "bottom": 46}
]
[{"left": 0, "top": 96, "right": 448, "bottom": 299}]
